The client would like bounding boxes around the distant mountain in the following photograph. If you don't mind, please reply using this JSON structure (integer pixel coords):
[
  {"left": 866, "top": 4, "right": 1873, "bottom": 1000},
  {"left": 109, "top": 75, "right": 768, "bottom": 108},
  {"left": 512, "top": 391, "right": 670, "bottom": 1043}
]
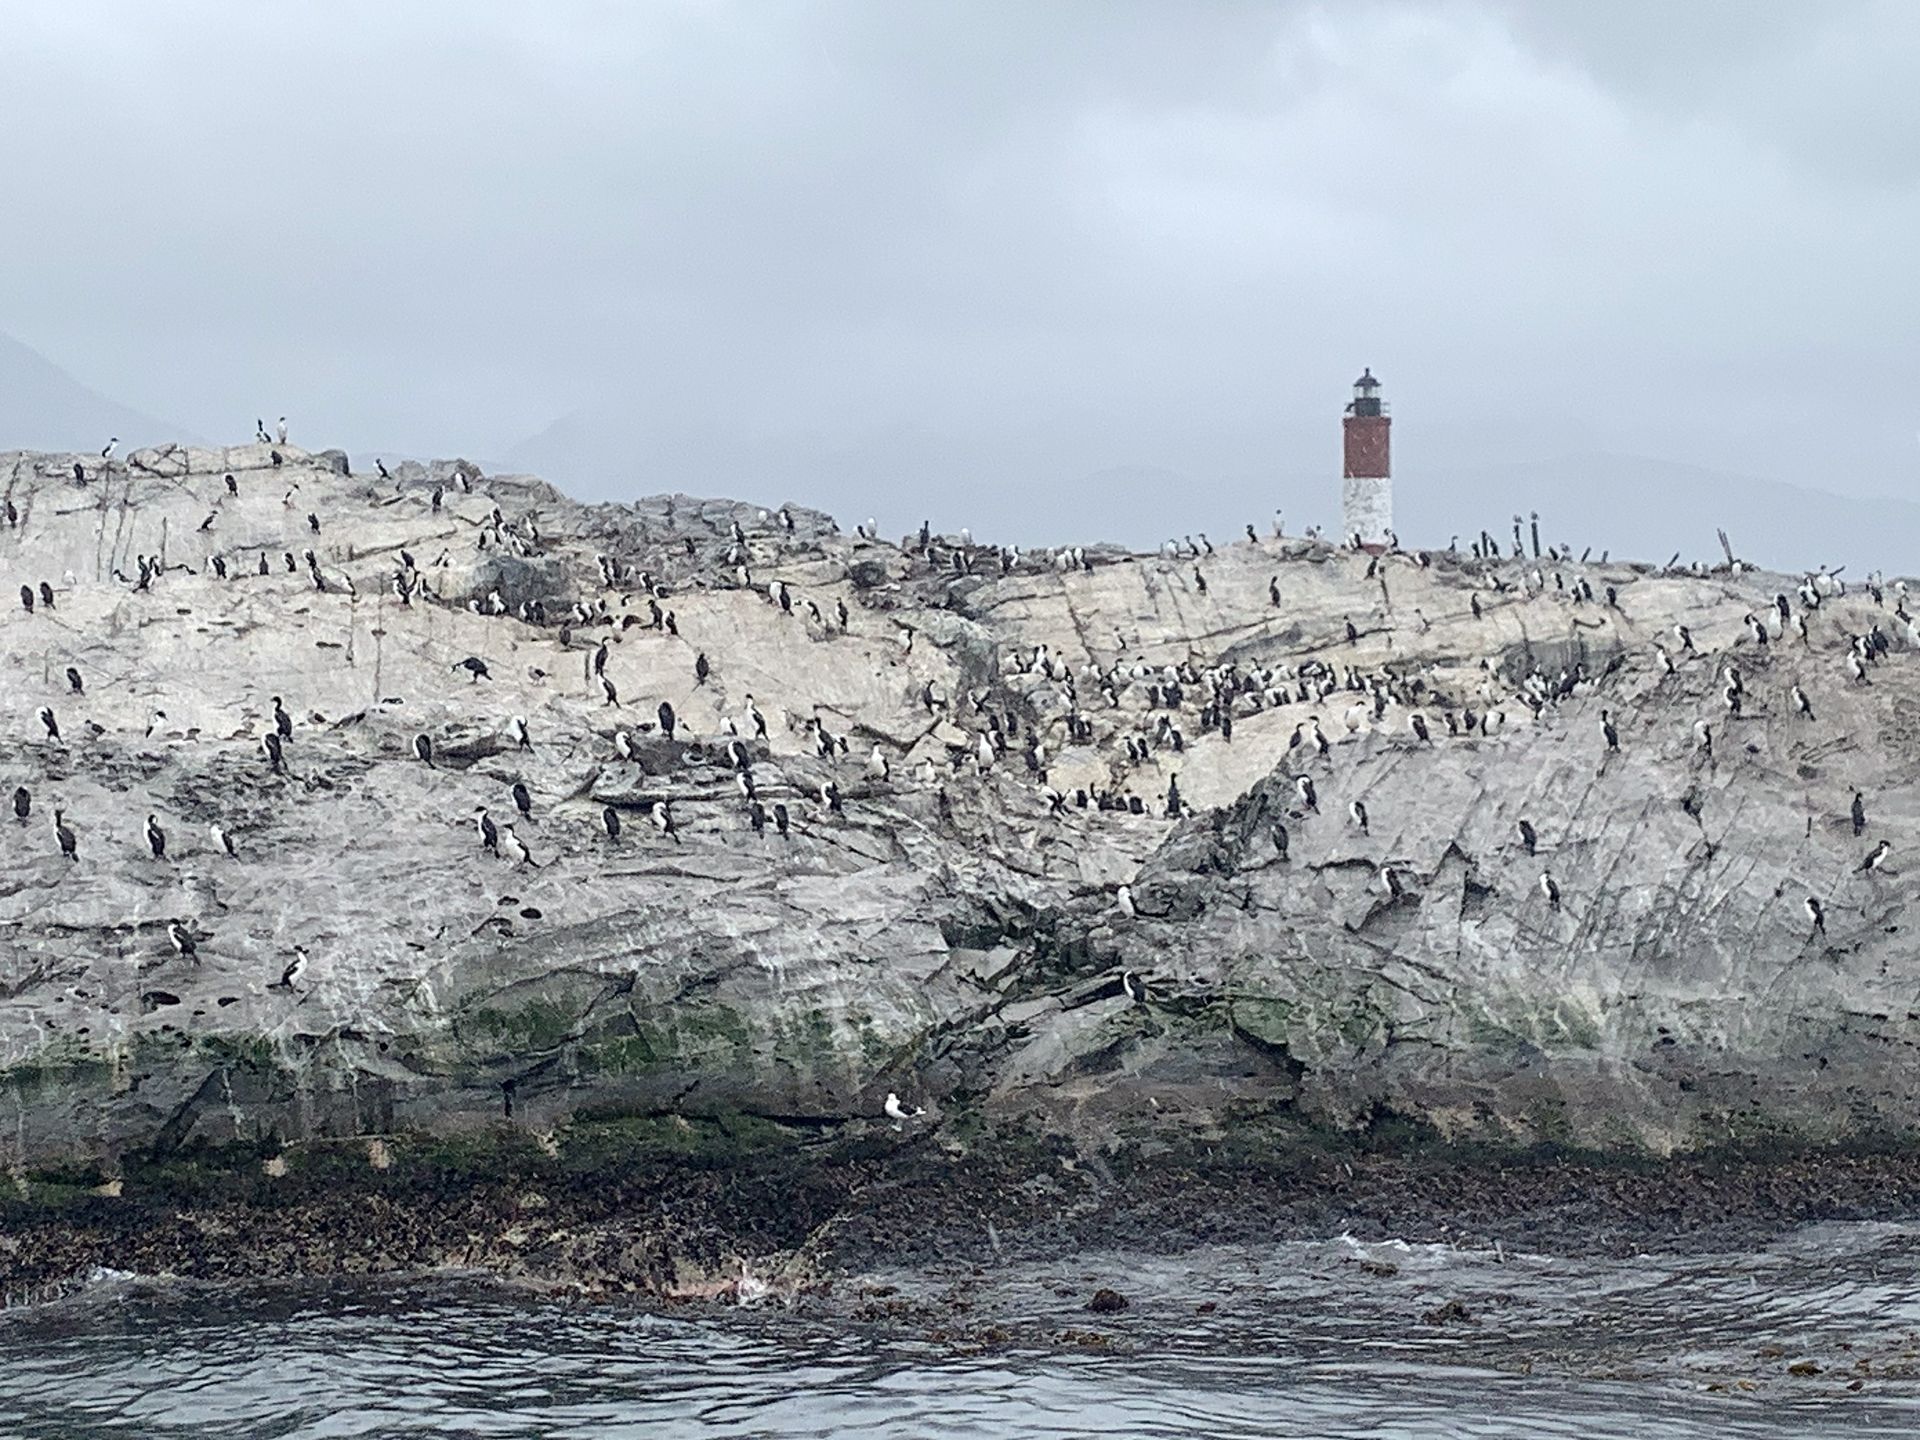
[
  {"left": 507, "top": 408, "right": 1915, "bottom": 578},
  {"left": 0, "top": 330, "right": 197, "bottom": 454},
  {"left": 1401, "top": 453, "right": 1916, "bottom": 578},
  {"left": 504, "top": 406, "right": 1295, "bottom": 548}
]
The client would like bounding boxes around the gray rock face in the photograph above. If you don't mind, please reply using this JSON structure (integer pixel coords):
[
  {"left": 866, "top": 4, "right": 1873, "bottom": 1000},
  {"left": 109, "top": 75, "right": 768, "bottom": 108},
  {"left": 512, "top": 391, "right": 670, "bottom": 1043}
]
[{"left": 0, "top": 442, "right": 1911, "bottom": 1168}]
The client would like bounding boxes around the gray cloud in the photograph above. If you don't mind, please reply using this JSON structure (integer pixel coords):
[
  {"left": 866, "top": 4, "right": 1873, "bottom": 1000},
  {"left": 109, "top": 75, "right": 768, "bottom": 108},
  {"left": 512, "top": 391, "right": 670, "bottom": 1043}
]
[{"left": 2, "top": 1, "right": 1915, "bottom": 563}]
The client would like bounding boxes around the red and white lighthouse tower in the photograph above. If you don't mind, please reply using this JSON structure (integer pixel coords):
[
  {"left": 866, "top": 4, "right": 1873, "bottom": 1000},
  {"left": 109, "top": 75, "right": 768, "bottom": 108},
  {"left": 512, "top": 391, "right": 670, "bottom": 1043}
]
[{"left": 1341, "top": 368, "right": 1392, "bottom": 546}]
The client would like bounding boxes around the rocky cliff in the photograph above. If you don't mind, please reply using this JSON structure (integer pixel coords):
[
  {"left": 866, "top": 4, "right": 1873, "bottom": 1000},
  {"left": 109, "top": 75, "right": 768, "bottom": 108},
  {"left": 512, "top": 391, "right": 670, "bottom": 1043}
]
[{"left": 2, "top": 442, "right": 1915, "bottom": 1181}]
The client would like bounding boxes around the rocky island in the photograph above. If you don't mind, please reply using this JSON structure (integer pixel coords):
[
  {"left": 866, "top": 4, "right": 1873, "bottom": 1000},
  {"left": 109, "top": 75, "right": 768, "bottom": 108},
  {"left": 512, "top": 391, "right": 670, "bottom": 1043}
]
[{"left": 3, "top": 441, "right": 1918, "bottom": 1298}]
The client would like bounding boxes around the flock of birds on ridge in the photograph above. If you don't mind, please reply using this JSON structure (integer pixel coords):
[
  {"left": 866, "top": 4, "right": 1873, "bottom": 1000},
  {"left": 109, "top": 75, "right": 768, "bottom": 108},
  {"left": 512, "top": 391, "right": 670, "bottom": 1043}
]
[{"left": 3, "top": 431, "right": 1915, "bottom": 1005}]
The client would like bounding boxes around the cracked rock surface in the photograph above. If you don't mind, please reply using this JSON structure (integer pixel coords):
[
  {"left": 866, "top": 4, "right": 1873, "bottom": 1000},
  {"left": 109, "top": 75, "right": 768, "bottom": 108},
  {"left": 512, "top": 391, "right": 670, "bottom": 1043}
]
[{"left": 0, "top": 442, "right": 1913, "bottom": 1169}]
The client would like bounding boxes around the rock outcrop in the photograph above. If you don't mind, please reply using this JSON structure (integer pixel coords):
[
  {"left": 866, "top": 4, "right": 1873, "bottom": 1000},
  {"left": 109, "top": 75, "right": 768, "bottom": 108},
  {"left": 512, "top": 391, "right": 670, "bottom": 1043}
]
[{"left": 1, "top": 443, "right": 1914, "bottom": 1173}]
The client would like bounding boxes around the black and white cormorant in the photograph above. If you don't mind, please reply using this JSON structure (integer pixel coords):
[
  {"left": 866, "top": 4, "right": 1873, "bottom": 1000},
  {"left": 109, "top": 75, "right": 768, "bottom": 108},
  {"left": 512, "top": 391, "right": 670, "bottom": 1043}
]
[
  {"left": 1539, "top": 872, "right": 1561, "bottom": 910},
  {"left": 455, "top": 657, "right": 491, "bottom": 682},
  {"left": 1852, "top": 790, "right": 1868, "bottom": 836},
  {"left": 272, "top": 696, "right": 293, "bottom": 739},
  {"left": 211, "top": 823, "right": 238, "bottom": 858},
  {"left": 37, "top": 706, "right": 58, "bottom": 741},
  {"left": 11, "top": 786, "right": 27, "bottom": 821},
  {"left": 602, "top": 806, "right": 621, "bottom": 839},
  {"left": 144, "top": 813, "right": 166, "bottom": 859},
  {"left": 1860, "top": 840, "right": 1892, "bottom": 874},
  {"left": 167, "top": 919, "right": 196, "bottom": 959},
  {"left": 1805, "top": 896, "right": 1826, "bottom": 936},
  {"left": 476, "top": 808, "right": 499, "bottom": 853},
  {"left": 511, "top": 781, "right": 532, "bottom": 819},
  {"left": 502, "top": 826, "right": 535, "bottom": 867},
  {"left": 412, "top": 734, "right": 433, "bottom": 765}
]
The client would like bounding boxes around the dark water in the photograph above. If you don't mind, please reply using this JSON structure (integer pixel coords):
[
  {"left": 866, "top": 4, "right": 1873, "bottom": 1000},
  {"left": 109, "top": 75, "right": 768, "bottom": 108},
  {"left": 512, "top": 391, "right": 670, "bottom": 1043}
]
[{"left": 6, "top": 1223, "right": 1920, "bottom": 1437}]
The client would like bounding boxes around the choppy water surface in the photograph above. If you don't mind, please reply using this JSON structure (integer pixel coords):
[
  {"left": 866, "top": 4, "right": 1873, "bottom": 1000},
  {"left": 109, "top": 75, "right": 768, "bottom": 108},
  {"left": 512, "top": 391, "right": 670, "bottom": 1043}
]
[{"left": 7, "top": 1222, "right": 1920, "bottom": 1438}]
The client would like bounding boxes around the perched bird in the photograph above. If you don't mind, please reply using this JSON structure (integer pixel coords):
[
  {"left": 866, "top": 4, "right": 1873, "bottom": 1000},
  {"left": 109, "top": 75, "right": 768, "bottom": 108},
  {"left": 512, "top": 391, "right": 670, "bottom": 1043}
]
[
  {"left": 1791, "top": 684, "right": 1814, "bottom": 721},
  {"left": 1116, "top": 883, "right": 1137, "bottom": 917},
  {"left": 511, "top": 781, "right": 532, "bottom": 819},
  {"left": 54, "top": 808, "right": 77, "bottom": 860},
  {"left": 37, "top": 705, "right": 59, "bottom": 741},
  {"left": 1539, "top": 873, "right": 1561, "bottom": 910},
  {"left": 602, "top": 806, "right": 621, "bottom": 840},
  {"left": 1600, "top": 709, "right": 1619, "bottom": 753},
  {"left": 272, "top": 695, "right": 293, "bottom": 739},
  {"left": 1271, "top": 823, "right": 1289, "bottom": 862},
  {"left": 275, "top": 947, "right": 310, "bottom": 991},
  {"left": 502, "top": 826, "right": 535, "bottom": 866},
  {"left": 456, "top": 657, "right": 492, "bottom": 682},
  {"left": 211, "top": 823, "right": 239, "bottom": 858},
  {"left": 773, "top": 803, "right": 791, "bottom": 837},
  {"left": 1852, "top": 791, "right": 1867, "bottom": 837},
  {"left": 1517, "top": 818, "right": 1537, "bottom": 855},
  {"left": 1859, "top": 839, "right": 1892, "bottom": 874},
  {"left": 66, "top": 666, "right": 83, "bottom": 694},
  {"left": 412, "top": 734, "right": 433, "bottom": 765},
  {"left": 1805, "top": 895, "right": 1826, "bottom": 937},
  {"left": 883, "top": 1092, "right": 923, "bottom": 1122},
  {"left": 513, "top": 716, "right": 531, "bottom": 751},
  {"left": 1349, "top": 799, "right": 1370, "bottom": 835},
  {"left": 11, "top": 785, "right": 29, "bottom": 822},
  {"left": 167, "top": 920, "right": 197, "bottom": 959},
  {"left": 476, "top": 809, "right": 499, "bottom": 853},
  {"left": 144, "top": 813, "right": 166, "bottom": 859},
  {"left": 1295, "top": 774, "right": 1318, "bottom": 813}
]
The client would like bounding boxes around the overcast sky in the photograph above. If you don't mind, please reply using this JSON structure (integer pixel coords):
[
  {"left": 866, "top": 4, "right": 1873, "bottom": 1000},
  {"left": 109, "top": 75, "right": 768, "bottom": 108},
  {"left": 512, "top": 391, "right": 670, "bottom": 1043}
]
[{"left": 3, "top": 1, "right": 1916, "bottom": 550}]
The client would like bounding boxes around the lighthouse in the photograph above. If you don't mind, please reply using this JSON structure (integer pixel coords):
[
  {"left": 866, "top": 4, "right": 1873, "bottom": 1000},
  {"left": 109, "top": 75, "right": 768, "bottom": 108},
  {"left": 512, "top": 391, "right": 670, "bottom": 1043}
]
[{"left": 1341, "top": 368, "right": 1392, "bottom": 547}]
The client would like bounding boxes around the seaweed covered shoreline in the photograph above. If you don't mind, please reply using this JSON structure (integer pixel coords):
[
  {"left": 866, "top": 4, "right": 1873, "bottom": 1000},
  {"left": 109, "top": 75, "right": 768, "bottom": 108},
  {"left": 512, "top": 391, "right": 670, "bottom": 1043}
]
[{"left": 8, "top": 1112, "right": 1920, "bottom": 1305}]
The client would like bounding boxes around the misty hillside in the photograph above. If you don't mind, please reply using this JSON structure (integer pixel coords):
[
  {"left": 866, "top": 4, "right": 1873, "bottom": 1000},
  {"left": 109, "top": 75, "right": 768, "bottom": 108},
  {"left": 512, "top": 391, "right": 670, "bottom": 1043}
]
[{"left": 0, "top": 331, "right": 196, "bottom": 455}]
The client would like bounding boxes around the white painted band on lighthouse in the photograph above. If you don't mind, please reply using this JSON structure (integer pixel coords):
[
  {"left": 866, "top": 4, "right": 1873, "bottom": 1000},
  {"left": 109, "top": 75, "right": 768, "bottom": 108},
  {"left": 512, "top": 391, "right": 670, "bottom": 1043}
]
[{"left": 1342, "top": 475, "right": 1393, "bottom": 546}]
